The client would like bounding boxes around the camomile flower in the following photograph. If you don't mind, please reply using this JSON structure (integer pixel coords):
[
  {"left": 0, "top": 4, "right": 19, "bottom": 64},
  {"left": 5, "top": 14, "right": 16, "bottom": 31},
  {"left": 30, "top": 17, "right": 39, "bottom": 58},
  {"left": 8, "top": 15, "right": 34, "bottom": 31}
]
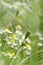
[
  {"left": 5, "top": 28, "right": 9, "bottom": 32},
  {"left": 8, "top": 53, "right": 12, "bottom": 58},
  {"left": 11, "top": 39, "right": 15, "bottom": 43},
  {"left": 7, "top": 41, "right": 11, "bottom": 45},
  {"left": 1, "top": 52, "right": 5, "bottom": 55},
  {"left": 11, "top": 52, "right": 15, "bottom": 57},
  {"left": 38, "top": 43, "right": 43, "bottom": 46},
  {"left": 26, "top": 43, "right": 30, "bottom": 48},
  {"left": 16, "top": 30, "right": 23, "bottom": 36},
  {"left": 5, "top": 28, "right": 12, "bottom": 33},
  {"left": 12, "top": 34, "right": 16, "bottom": 38},
  {"left": 0, "top": 43, "right": 2, "bottom": 47},
  {"left": 4, "top": 51, "right": 13, "bottom": 58},
  {"left": 25, "top": 38, "right": 31, "bottom": 44},
  {"left": 25, "top": 43, "right": 31, "bottom": 50},
  {"left": 25, "top": 51, "right": 31, "bottom": 55},
  {"left": 39, "top": 37, "right": 43, "bottom": 40}
]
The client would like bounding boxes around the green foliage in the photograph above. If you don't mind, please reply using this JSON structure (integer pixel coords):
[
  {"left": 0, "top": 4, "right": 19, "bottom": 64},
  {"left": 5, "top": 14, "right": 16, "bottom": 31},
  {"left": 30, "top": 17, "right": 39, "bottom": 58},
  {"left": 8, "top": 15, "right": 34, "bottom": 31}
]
[{"left": 0, "top": 0, "right": 43, "bottom": 65}]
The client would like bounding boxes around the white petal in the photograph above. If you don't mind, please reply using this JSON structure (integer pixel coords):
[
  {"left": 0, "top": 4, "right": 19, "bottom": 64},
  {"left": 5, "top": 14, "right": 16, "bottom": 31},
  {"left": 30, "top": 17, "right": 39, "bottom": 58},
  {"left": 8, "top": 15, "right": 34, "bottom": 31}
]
[
  {"left": 16, "top": 30, "right": 23, "bottom": 36},
  {"left": 26, "top": 38, "right": 31, "bottom": 43},
  {"left": 37, "top": 32, "right": 42, "bottom": 36},
  {"left": 38, "top": 43, "right": 43, "bottom": 46},
  {"left": 26, "top": 52, "right": 31, "bottom": 55},
  {"left": 0, "top": 44, "right": 2, "bottom": 47},
  {"left": 7, "top": 41, "right": 11, "bottom": 45},
  {"left": 8, "top": 54, "right": 12, "bottom": 58},
  {"left": 39, "top": 37, "right": 43, "bottom": 40}
]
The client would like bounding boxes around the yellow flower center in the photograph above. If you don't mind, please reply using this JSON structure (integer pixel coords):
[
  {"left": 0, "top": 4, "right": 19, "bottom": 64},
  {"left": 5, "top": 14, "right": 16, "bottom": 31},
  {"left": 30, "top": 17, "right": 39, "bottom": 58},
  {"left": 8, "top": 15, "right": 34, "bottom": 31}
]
[
  {"left": 12, "top": 34, "right": 16, "bottom": 38},
  {"left": 12, "top": 52, "right": 15, "bottom": 57},
  {"left": 26, "top": 43, "right": 30, "bottom": 48},
  {"left": 5, "top": 28, "right": 9, "bottom": 32},
  {"left": 11, "top": 39, "right": 15, "bottom": 43}
]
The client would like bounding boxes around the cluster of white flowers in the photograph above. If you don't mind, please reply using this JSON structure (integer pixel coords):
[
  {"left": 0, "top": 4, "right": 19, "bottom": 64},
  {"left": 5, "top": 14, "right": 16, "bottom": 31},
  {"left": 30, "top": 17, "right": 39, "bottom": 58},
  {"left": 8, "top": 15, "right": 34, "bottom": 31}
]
[
  {"left": 0, "top": 25, "right": 31, "bottom": 58},
  {"left": 0, "top": 25, "right": 43, "bottom": 58}
]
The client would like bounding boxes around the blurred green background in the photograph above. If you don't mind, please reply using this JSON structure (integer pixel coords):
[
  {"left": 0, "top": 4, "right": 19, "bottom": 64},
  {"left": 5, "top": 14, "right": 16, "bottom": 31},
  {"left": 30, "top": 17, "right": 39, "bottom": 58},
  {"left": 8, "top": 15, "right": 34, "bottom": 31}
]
[{"left": 0, "top": 0, "right": 43, "bottom": 65}]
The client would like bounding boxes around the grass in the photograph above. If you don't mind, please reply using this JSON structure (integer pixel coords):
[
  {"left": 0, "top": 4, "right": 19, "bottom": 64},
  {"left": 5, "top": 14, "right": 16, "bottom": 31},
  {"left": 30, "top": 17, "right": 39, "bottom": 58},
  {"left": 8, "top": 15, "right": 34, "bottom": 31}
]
[{"left": 0, "top": 0, "right": 43, "bottom": 65}]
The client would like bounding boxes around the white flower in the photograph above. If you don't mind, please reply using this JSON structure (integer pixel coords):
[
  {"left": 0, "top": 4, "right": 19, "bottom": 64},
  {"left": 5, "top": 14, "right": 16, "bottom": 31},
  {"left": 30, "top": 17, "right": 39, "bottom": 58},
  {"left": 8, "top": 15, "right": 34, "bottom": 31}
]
[
  {"left": 22, "top": 35, "right": 25, "bottom": 40},
  {"left": 8, "top": 53, "right": 12, "bottom": 58},
  {"left": 2, "top": 30, "right": 5, "bottom": 33},
  {"left": 5, "top": 30, "right": 12, "bottom": 33},
  {"left": 39, "top": 37, "right": 43, "bottom": 40},
  {"left": 14, "top": 56, "right": 17, "bottom": 59},
  {"left": 36, "top": 32, "right": 42, "bottom": 37},
  {"left": 5, "top": 28, "right": 12, "bottom": 33},
  {"left": 1, "top": 52, "right": 5, "bottom": 55},
  {"left": 2, "top": 1, "right": 12, "bottom": 9},
  {"left": 7, "top": 41, "right": 11, "bottom": 45},
  {"left": 38, "top": 43, "right": 43, "bottom": 46},
  {"left": 19, "top": 40, "right": 22, "bottom": 45},
  {"left": 13, "top": 43, "right": 18, "bottom": 46},
  {"left": 8, "top": 31, "right": 12, "bottom": 33},
  {"left": 28, "top": 47, "right": 32, "bottom": 50},
  {"left": 26, "top": 52, "right": 31, "bottom": 55},
  {"left": 25, "top": 38, "right": 31, "bottom": 44},
  {"left": 0, "top": 43, "right": 2, "bottom": 47},
  {"left": 16, "top": 30, "right": 23, "bottom": 36},
  {"left": 22, "top": 46, "right": 26, "bottom": 50},
  {"left": 11, "top": 45, "right": 14, "bottom": 48}
]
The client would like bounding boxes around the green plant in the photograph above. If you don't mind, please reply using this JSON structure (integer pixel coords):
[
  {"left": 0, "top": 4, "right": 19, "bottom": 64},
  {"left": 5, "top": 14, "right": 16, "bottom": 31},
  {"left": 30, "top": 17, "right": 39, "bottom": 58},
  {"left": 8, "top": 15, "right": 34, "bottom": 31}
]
[{"left": 0, "top": 0, "right": 43, "bottom": 65}]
